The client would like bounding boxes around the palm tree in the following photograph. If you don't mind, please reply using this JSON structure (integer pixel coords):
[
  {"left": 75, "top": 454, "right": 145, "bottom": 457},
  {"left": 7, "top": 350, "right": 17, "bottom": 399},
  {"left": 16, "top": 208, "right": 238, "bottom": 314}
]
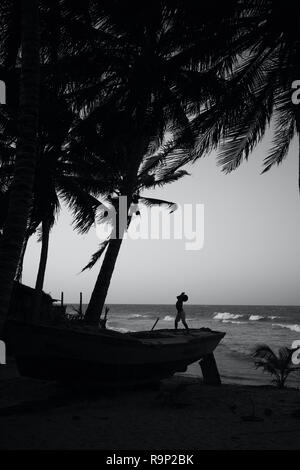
[
  {"left": 253, "top": 344, "right": 300, "bottom": 388},
  {"left": 0, "top": 0, "right": 107, "bottom": 328},
  {"left": 194, "top": 1, "right": 300, "bottom": 189},
  {"left": 29, "top": 83, "right": 101, "bottom": 319},
  {"left": 0, "top": 0, "right": 258, "bottom": 328},
  {"left": 71, "top": 108, "right": 191, "bottom": 324},
  {"left": 0, "top": 0, "right": 40, "bottom": 336},
  {"left": 32, "top": 155, "right": 103, "bottom": 321},
  {"left": 0, "top": 129, "right": 105, "bottom": 321},
  {"left": 62, "top": 0, "right": 251, "bottom": 325}
]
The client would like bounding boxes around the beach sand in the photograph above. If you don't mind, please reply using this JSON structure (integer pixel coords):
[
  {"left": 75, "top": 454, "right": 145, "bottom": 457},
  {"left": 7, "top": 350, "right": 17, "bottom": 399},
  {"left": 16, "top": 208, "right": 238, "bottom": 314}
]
[{"left": 1, "top": 360, "right": 300, "bottom": 450}]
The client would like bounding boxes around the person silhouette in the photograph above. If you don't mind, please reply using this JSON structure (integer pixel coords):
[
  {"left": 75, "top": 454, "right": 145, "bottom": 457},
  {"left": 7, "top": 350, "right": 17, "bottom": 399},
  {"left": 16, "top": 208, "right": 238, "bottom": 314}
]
[{"left": 175, "top": 292, "right": 189, "bottom": 330}]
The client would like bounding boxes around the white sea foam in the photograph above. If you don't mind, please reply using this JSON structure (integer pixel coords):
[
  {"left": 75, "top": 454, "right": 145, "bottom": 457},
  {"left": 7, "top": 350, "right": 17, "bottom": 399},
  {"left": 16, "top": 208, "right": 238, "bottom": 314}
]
[
  {"left": 272, "top": 323, "right": 300, "bottom": 333},
  {"left": 249, "top": 315, "right": 264, "bottom": 321},
  {"left": 213, "top": 312, "right": 243, "bottom": 321},
  {"left": 109, "top": 326, "right": 130, "bottom": 333},
  {"left": 163, "top": 315, "right": 174, "bottom": 322},
  {"left": 222, "top": 320, "right": 246, "bottom": 325}
]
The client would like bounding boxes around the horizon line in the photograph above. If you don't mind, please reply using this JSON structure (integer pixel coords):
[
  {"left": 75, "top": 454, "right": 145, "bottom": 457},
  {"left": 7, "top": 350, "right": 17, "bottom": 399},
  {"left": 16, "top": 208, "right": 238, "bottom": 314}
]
[{"left": 63, "top": 302, "right": 300, "bottom": 307}]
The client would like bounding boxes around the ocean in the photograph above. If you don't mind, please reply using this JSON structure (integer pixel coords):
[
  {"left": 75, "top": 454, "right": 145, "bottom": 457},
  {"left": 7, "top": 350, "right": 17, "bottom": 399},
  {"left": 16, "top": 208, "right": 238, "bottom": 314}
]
[{"left": 66, "top": 303, "right": 300, "bottom": 387}]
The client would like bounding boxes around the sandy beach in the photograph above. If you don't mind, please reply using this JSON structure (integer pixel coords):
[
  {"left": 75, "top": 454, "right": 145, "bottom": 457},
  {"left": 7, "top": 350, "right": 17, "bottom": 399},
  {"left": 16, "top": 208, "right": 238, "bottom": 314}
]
[{"left": 1, "top": 361, "right": 300, "bottom": 450}]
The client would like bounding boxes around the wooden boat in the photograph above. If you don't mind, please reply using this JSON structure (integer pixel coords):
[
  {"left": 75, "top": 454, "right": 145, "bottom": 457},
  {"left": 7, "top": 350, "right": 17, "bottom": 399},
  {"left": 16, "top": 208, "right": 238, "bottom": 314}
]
[{"left": 5, "top": 320, "right": 225, "bottom": 385}]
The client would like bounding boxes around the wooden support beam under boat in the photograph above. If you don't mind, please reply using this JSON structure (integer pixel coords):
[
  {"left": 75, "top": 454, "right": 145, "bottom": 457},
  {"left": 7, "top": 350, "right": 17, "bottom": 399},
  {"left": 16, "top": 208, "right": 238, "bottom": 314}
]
[{"left": 199, "top": 353, "right": 222, "bottom": 386}]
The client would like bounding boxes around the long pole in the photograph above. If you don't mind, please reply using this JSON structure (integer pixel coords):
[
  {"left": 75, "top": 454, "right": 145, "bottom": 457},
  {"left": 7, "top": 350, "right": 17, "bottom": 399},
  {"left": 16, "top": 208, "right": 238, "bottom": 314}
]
[{"left": 151, "top": 317, "right": 159, "bottom": 331}]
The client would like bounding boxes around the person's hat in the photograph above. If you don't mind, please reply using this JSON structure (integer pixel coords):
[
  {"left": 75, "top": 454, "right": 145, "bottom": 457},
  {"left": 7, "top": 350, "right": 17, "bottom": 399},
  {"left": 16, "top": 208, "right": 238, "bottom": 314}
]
[{"left": 177, "top": 292, "right": 187, "bottom": 300}]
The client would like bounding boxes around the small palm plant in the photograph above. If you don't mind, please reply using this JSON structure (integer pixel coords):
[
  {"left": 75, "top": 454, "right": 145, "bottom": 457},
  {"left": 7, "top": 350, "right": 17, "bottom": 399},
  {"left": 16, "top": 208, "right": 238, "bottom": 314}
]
[{"left": 252, "top": 344, "right": 300, "bottom": 389}]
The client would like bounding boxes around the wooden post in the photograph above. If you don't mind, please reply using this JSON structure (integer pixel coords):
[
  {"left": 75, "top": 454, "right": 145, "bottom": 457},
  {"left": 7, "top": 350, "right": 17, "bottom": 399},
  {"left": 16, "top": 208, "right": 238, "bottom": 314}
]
[
  {"left": 151, "top": 317, "right": 159, "bottom": 331},
  {"left": 79, "top": 292, "right": 82, "bottom": 316},
  {"left": 61, "top": 292, "right": 64, "bottom": 307},
  {"left": 199, "top": 353, "right": 222, "bottom": 386}
]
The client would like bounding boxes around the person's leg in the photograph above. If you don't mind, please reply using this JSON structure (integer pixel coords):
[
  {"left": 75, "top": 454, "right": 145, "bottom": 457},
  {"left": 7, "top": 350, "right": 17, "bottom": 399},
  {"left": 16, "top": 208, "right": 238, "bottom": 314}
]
[
  {"left": 181, "top": 310, "right": 189, "bottom": 330},
  {"left": 175, "top": 312, "right": 180, "bottom": 329}
]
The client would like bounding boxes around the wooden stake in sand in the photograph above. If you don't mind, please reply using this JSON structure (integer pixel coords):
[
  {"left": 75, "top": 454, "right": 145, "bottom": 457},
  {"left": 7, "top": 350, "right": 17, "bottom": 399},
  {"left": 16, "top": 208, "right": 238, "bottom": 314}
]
[
  {"left": 79, "top": 292, "right": 82, "bottom": 316},
  {"left": 151, "top": 318, "right": 159, "bottom": 331}
]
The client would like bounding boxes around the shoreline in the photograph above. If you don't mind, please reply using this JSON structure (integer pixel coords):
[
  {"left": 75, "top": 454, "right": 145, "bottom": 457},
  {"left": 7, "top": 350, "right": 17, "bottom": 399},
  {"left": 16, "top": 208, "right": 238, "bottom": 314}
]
[{"left": 1, "top": 361, "right": 300, "bottom": 450}]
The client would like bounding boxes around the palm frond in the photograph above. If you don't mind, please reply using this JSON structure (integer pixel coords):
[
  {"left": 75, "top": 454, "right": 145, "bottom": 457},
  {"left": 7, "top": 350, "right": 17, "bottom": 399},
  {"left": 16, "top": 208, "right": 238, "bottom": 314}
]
[
  {"left": 252, "top": 344, "right": 278, "bottom": 364},
  {"left": 81, "top": 240, "right": 109, "bottom": 271},
  {"left": 139, "top": 197, "right": 177, "bottom": 212},
  {"left": 141, "top": 169, "right": 190, "bottom": 189},
  {"left": 252, "top": 343, "right": 300, "bottom": 387},
  {"left": 138, "top": 138, "right": 192, "bottom": 181},
  {"left": 262, "top": 96, "right": 296, "bottom": 174},
  {"left": 58, "top": 178, "right": 102, "bottom": 234}
]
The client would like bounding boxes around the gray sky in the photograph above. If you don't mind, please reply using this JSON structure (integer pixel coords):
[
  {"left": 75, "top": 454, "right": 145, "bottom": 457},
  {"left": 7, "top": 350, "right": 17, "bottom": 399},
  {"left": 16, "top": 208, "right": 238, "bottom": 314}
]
[
  {"left": 2, "top": 82, "right": 300, "bottom": 305},
  {"left": 21, "top": 129, "right": 300, "bottom": 306}
]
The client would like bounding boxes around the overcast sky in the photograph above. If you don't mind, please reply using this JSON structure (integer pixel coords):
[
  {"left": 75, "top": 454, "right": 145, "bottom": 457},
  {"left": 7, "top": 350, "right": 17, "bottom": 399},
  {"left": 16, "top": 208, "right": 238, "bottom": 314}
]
[
  {"left": 23, "top": 130, "right": 300, "bottom": 306},
  {"left": 2, "top": 84, "right": 300, "bottom": 305}
]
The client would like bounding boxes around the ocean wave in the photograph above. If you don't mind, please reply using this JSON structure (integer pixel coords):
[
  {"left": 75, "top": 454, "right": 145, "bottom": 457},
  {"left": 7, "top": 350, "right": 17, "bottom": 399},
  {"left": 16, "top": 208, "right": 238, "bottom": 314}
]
[
  {"left": 214, "top": 312, "right": 281, "bottom": 323},
  {"left": 249, "top": 315, "right": 264, "bottom": 321},
  {"left": 128, "top": 314, "right": 148, "bottom": 319},
  {"left": 272, "top": 323, "right": 300, "bottom": 333},
  {"left": 163, "top": 315, "right": 174, "bottom": 322},
  {"left": 222, "top": 319, "right": 247, "bottom": 324},
  {"left": 213, "top": 312, "right": 243, "bottom": 321}
]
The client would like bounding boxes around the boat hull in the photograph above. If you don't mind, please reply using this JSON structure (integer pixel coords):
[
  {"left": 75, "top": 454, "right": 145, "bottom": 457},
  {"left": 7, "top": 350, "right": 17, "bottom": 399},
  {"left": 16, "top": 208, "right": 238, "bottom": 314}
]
[{"left": 6, "top": 322, "right": 225, "bottom": 384}]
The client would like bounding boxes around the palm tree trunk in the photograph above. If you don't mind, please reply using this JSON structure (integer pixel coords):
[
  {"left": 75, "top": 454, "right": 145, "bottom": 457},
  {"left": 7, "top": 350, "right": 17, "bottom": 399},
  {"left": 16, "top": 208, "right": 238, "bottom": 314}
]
[
  {"left": 0, "top": 0, "right": 40, "bottom": 337},
  {"left": 33, "top": 218, "right": 50, "bottom": 322},
  {"left": 84, "top": 191, "right": 136, "bottom": 326},
  {"left": 15, "top": 230, "right": 30, "bottom": 282},
  {"left": 85, "top": 149, "right": 144, "bottom": 326},
  {"left": 84, "top": 236, "right": 124, "bottom": 325}
]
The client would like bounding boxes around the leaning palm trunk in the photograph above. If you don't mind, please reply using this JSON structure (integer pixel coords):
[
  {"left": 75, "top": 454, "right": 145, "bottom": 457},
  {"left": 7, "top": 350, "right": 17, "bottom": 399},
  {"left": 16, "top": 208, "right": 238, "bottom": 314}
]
[
  {"left": 33, "top": 218, "right": 50, "bottom": 322},
  {"left": 85, "top": 147, "right": 145, "bottom": 326},
  {"left": 85, "top": 200, "right": 133, "bottom": 325},
  {"left": 0, "top": 0, "right": 40, "bottom": 337},
  {"left": 84, "top": 236, "right": 124, "bottom": 325}
]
